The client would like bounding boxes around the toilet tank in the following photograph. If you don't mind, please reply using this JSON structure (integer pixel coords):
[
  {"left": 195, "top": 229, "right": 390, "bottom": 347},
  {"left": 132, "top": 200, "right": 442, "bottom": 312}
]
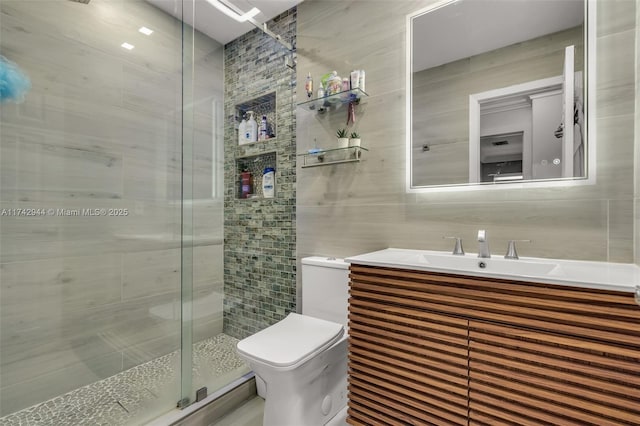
[{"left": 301, "top": 256, "right": 349, "bottom": 327}]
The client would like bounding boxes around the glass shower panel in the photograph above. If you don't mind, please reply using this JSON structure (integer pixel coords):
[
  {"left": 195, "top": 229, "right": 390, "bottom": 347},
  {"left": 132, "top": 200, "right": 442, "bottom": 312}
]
[
  {"left": 180, "top": 2, "right": 195, "bottom": 407},
  {"left": 181, "top": 0, "right": 248, "bottom": 403},
  {"left": 0, "top": 0, "right": 192, "bottom": 423}
]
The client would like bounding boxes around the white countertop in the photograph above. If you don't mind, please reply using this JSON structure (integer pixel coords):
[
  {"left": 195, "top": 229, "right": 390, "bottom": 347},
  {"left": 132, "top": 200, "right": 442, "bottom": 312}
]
[{"left": 346, "top": 248, "right": 640, "bottom": 294}]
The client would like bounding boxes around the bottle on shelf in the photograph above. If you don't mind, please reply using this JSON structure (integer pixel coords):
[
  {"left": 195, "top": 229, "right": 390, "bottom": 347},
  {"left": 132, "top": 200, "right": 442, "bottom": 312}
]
[
  {"left": 240, "top": 169, "right": 252, "bottom": 199},
  {"left": 341, "top": 78, "right": 350, "bottom": 100},
  {"left": 262, "top": 167, "right": 275, "bottom": 198},
  {"left": 259, "top": 115, "right": 268, "bottom": 141},
  {"left": 305, "top": 72, "right": 313, "bottom": 98},
  {"left": 326, "top": 71, "right": 342, "bottom": 98},
  {"left": 238, "top": 114, "right": 247, "bottom": 145},
  {"left": 350, "top": 70, "right": 360, "bottom": 90},
  {"left": 245, "top": 111, "right": 257, "bottom": 143}
]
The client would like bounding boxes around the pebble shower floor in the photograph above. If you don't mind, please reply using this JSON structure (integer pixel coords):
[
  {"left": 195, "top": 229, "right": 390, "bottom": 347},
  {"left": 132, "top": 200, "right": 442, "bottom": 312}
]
[{"left": 0, "top": 334, "right": 247, "bottom": 426}]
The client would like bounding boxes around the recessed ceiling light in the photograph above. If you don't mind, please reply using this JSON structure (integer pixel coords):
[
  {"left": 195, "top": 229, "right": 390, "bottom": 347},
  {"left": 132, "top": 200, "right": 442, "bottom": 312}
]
[
  {"left": 139, "top": 26, "right": 153, "bottom": 36},
  {"left": 121, "top": 42, "right": 135, "bottom": 50}
]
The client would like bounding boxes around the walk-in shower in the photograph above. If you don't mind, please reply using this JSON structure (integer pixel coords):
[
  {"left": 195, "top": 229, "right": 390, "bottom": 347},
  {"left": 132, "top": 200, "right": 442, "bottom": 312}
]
[{"left": 0, "top": 0, "right": 296, "bottom": 424}]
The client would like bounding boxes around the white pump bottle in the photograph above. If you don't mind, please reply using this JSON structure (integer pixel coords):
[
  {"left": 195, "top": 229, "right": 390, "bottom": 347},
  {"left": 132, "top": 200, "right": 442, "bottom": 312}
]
[{"left": 245, "top": 111, "right": 258, "bottom": 143}]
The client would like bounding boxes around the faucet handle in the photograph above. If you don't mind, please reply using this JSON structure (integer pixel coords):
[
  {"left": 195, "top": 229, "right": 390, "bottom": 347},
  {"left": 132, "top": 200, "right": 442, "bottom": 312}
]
[
  {"left": 505, "top": 239, "right": 531, "bottom": 260},
  {"left": 443, "top": 236, "right": 465, "bottom": 255}
]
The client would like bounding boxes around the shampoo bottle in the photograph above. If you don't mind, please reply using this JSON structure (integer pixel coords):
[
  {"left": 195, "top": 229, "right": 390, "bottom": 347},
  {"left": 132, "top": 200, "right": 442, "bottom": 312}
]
[
  {"left": 245, "top": 111, "right": 257, "bottom": 143},
  {"left": 259, "top": 115, "right": 268, "bottom": 141},
  {"left": 262, "top": 167, "right": 275, "bottom": 198}
]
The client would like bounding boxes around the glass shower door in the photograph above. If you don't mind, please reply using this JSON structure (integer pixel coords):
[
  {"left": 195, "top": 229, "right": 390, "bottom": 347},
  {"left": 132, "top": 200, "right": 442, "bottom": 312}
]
[
  {"left": 179, "top": 0, "right": 250, "bottom": 406},
  {"left": 0, "top": 0, "right": 196, "bottom": 423}
]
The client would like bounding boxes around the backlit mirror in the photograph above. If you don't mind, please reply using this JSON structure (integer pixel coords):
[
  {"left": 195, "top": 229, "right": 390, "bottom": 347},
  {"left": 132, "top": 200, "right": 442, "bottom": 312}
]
[{"left": 407, "top": 0, "right": 594, "bottom": 191}]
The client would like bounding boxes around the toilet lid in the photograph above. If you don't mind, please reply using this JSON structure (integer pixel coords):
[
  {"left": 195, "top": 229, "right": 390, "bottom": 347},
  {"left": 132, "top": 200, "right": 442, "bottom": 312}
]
[{"left": 236, "top": 313, "right": 344, "bottom": 368}]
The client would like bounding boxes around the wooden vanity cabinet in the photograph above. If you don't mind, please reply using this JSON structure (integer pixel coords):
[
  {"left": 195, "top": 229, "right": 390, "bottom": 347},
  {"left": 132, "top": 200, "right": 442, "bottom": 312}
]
[{"left": 347, "top": 264, "right": 640, "bottom": 426}]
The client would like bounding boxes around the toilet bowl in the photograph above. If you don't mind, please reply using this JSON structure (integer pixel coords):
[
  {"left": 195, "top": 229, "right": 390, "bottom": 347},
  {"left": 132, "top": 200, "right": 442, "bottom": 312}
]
[
  {"left": 237, "top": 313, "right": 347, "bottom": 426},
  {"left": 236, "top": 257, "right": 349, "bottom": 426}
]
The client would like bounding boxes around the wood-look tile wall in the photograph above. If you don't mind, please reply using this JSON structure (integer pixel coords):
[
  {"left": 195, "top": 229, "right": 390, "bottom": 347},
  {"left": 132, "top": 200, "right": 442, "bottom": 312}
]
[
  {"left": 296, "top": 0, "right": 637, "bottom": 290},
  {"left": 635, "top": 0, "right": 640, "bottom": 265},
  {"left": 0, "top": 0, "right": 224, "bottom": 416}
]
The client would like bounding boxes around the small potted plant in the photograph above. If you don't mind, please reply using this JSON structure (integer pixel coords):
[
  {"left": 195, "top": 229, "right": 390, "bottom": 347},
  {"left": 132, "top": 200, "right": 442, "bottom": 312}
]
[
  {"left": 349, "top": 131, "right": 361, "bottom": 147},
  {"left": 336, "top": 128, "right": 349, "bottom": 149}
]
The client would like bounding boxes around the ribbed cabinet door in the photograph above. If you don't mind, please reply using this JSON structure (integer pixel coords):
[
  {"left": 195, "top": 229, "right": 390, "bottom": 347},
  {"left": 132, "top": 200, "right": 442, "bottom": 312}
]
[
  {"left": 346, "top": 264, "right": 640, "bottom": 426},
  {"left": 347, "top": 267, "right": 470, "bottom": 426},
  {"left": 468, "top": 320, "right": 640, "bottom": 426}
]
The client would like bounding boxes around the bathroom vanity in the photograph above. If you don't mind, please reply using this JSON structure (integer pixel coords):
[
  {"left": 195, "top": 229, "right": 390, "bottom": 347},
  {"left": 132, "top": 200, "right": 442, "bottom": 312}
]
[{"left": 345, "top": 249, "right": 640, "bottom": 426}]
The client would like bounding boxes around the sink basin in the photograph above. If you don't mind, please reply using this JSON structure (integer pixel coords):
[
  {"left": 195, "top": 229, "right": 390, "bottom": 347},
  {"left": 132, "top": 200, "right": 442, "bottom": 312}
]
[
  {"left": 420, "top": 252, "right": 559, "bottom": 276},
  {"left": 345, "top": 248, "right": 640, "bottom": 293}
]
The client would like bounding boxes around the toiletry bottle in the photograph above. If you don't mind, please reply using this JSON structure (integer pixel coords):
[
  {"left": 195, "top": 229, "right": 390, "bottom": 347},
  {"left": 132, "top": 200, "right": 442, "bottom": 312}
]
[
  {"left": 341, "top": 78, "right": 350, "bottom": 99},
  {"left": 245, "top": 111, "right": 257, "bottom": 143},
  {"left": 305, "top": 72, "right": 313, "bottom": 98},
  {"left": 259, "top": 115, "right": 268, "bottom": 141},
  {"left": 327, "top": 71, "right": 342, "bottom": 96},
  {"left": 240, "top": 169, "right": 252, "bottom": 198},
  {"left": 350, "top": 70, "right": 360, "bottom": 90},
  {"left": 358, "top": 70, "right": 366, "bottom": 92},
  {"left": 316, "top": 87, "right": 325, "bottom": 110},
  {"left": 262, "top": 167, "right": 275, "bottom": 198},
  {"left": 238, "top": 114, "right": 247, "bottom": 145}
]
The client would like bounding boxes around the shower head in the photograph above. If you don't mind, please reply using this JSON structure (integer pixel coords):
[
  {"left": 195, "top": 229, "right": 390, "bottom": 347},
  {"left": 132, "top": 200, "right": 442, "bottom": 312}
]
[{"left": 68, "top": 0, "right": 91, "bottom": 3}]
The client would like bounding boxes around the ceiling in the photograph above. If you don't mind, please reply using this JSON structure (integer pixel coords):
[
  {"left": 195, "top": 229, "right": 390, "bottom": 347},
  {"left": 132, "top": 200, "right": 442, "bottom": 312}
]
[
  {"left": 146, "top": 0, "right": 301, "bottom": 45},
  {"left": 412, "top": 0, "right": 584, "bottom": 72}
]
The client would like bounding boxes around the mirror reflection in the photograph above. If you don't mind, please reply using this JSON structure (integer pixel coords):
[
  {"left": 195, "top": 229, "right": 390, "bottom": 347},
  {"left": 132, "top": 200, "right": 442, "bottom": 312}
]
[{"left": 409, "top": 0, "right": 587, "bottom": 188}]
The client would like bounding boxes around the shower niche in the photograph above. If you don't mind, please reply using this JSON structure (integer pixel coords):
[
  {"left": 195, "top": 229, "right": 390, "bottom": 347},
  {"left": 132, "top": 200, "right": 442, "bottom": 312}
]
[
  {"left": 236, "top": 151, "right": 277, "bottom": 200},
  {"left": 233, "top": 91, "right": 278, "bottom": 200},
  {"left": 236, "top": 91, "right": 277, "bottom": 144}
]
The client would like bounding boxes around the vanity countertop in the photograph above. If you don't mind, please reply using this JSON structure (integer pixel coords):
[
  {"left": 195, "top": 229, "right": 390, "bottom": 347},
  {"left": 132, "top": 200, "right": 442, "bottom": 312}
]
[{"left": 346, "top": 248, "right": 640, "bottom": 293}]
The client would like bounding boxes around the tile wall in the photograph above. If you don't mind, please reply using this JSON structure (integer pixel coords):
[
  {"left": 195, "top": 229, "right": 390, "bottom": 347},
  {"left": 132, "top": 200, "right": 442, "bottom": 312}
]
[
  {"left": 0, "top": 0, "right": 224, "bottom": 415},
  {"left": 296, "top": 0, "right": 637, "bottom": 297},
  {"left": 635, "top": 0, "right": 640, "bottom": 265},
  {"left": 223, "top": 9, "right": 297, "bottom": 339}
]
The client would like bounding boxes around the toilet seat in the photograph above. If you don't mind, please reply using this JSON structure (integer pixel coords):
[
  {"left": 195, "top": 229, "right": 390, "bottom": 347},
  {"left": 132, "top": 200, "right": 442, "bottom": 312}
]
[{"left": 237, "top": 313, "right": 344, "bottom": 370}]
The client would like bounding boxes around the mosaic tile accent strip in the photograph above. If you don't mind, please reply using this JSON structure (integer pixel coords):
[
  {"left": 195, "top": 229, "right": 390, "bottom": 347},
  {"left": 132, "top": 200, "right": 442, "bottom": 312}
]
[
  {"left": 223, "top": 8, "right": 297, "bottom": 340},
  {"left": 0, "top": 334, "right": 247, "bottom": 426}
]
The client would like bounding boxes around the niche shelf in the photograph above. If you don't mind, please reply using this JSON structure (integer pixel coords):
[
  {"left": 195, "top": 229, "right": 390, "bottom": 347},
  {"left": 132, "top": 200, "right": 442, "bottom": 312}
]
[
  {"left": 297, "top": 88, "right": 369, "bottom": 112},
  {"left": 236, "top": 151, "right": 277, "bottom": 200},
  {"left": 236, "top": 91, "right": 277, "bottom": 144},
  {"left": 298, "top": 146, "right": 368, "bottom": 168}
]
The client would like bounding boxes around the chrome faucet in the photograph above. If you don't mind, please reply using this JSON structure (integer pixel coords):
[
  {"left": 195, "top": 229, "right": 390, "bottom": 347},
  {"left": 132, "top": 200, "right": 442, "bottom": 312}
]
[
  {"left": 504, "top": 239, "right": 531, "bottom": 259},
  {"left": 443, "top": 236, "right": 465, "bottom": 255},
  {"left": 477, "top": 230, "right": 490, "bottom": 258}
]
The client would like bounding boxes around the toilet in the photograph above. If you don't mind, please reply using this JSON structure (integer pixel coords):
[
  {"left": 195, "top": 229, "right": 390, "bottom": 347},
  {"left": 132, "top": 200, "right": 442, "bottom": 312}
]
[{"left": 236, "top": 256, "right": 349, "bottom": 426}]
